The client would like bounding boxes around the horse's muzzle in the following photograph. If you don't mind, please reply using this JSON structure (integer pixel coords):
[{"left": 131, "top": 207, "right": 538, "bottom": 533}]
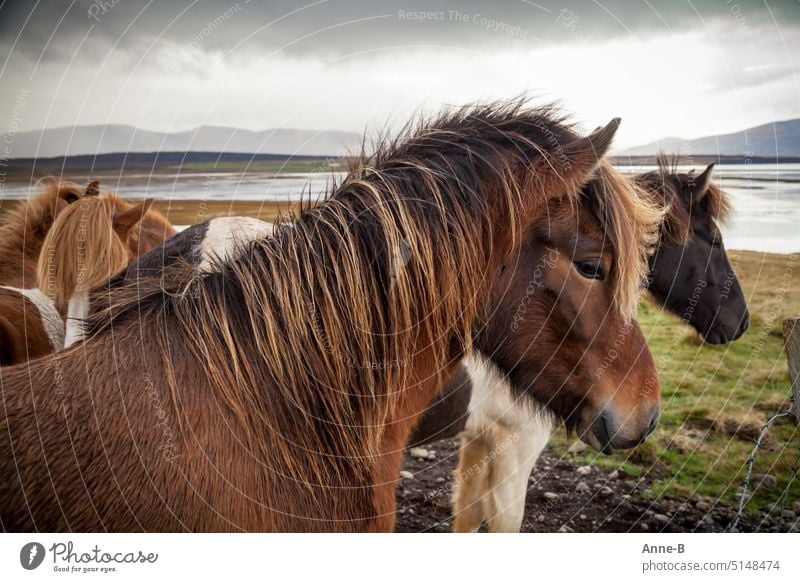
[{"left": 584, "top": 404, "right": 660, "bottom": 454}]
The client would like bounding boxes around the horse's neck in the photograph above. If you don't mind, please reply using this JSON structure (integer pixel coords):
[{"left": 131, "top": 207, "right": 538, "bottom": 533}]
[{"left": 64, "top": 291, "right": 90, "bottom": 348}]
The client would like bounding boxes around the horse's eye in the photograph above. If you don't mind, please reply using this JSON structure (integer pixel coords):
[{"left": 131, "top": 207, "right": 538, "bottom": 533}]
[
  {"left": 710, "top": 238, "right": 722, "bottom": 249},
  {"left": 574, "top": 259, "right": 605, "bottom": 280}
]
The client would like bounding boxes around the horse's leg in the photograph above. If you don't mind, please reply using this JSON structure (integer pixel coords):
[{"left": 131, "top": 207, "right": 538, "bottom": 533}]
[
  {"left": 484, "top": 415, "right": 552, "bottom": 532},
  {"left": 451, "top": 430, "right": 491, "bottom": 532}
]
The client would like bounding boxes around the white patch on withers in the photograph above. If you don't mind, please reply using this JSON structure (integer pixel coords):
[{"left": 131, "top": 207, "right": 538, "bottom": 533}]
[
  {"left": 0, "top": 285, "right": 65, "bottom": 351},
  {"left": 198, "top": 217, "right": 274, "bottom": 273},
  {"left": 64, "top": 217, "right": 274, "bottom": 349}
]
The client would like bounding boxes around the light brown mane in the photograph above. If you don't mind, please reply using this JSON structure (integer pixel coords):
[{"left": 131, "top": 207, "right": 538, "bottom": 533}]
[
  {"left": 584, "top": 160, "right": 661, "bottom": 319},
  {"left": 36, "top": 196, "right": 134, "bottom": 311}
]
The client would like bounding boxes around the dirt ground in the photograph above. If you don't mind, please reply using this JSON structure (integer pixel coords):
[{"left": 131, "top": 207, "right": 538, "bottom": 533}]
[{"left": 395, "top": 439, "right": 798, "bottom": 533}]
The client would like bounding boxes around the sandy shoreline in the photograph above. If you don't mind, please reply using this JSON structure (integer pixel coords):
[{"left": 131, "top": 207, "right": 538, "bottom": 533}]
[{"left": 148, "top": 199, "right": 304, "bottom": 225}]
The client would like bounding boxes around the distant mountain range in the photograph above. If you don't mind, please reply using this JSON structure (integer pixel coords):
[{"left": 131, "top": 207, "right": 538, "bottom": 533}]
[
  {"left": 620, "top": 118, "right": 800, "bottom": 158},
  {"left": 5, "top": 118, "right": 799, "bottom": 160},
  {"left": 2, "top": 124, "right": 362, "bottom": 158}
]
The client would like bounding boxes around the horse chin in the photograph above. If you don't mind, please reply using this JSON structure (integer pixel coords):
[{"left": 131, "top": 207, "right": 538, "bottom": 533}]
[{"left": 702, "top": 329, "right": 730, "bottom": 345}]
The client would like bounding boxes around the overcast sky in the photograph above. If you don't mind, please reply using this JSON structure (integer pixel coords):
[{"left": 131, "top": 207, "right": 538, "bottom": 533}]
[{"left": 1, "top": 0, "right": 798, "bottom": 148}]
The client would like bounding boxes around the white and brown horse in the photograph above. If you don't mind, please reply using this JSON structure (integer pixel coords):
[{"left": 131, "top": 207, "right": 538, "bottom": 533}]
[
  {"left": 0, "top": 179, "right": 84, "bottom": 364},
  {"left": 1, "top": 102, "right": 661, "bottom": 531},
  {"left": 411, "top": 158, "right": 748, "bottom": 532},
  {"left": 0, "top": 179, "right": 175, "bottom": 364}
]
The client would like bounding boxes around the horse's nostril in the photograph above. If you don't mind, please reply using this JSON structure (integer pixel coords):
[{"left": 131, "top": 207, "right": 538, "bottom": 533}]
[
  {"left": 645, "top": 406, "right": 660, "bottom": 438},
  {"left": 592, "top": 412, "right": 613, "bottom": 450}
]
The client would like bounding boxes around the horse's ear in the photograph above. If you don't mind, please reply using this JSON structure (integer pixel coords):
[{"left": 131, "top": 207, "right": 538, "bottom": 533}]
[
  {"left": 536, "top": 118, "right": 621, "bottom": 198},
  {"left": 53, "top": 197, "right": 70, "bottom": 218},
  {"left": 85, "top": 180, "right": 101, "bottom": 197},
  {"left": 576, "top": 117, "right": 621, "bottom": 162},
  {"left": 112, "top": 198, "right": 154, "bottom": 238},
  {"left": 693, "top": 163, "right": 715, "bottom": 203}
]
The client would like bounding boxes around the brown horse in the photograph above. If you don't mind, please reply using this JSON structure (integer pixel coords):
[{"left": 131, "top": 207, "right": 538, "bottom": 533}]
[
  {"left": 0, "top": 179, "right": 175, "bottom": 365},
  {"left": 66, "top": 216, "right": 274, "bottom": 346},
  {"left": 0, "top": 102, "right": 660, "bottom": 532}
]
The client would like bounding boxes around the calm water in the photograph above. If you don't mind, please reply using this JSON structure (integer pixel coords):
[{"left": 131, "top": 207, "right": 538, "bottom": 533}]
[{"left": 2, "top": 164, "right": 798, "bottom": 253}]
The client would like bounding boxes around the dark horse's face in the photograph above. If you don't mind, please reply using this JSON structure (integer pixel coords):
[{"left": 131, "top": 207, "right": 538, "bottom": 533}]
[
  {"left": 645, "top": 164, "right": 749, "bottom": 344},
  {"left": 477, "top": 184, "right": 660, "bottom": 453}
]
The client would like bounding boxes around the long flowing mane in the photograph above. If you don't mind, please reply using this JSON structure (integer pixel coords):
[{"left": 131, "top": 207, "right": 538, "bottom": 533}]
[
  {"left": 85, "top": 102, "right": 655, "bottom": 494},
  {"left": 0, "top": 177, "right": 85, "bottom": 284},
  {"left": 36, "top": 196, "right": 134, "bottom": 311},
  {"left": 635, "top": 153, "right": 731, "bottom": 244}
]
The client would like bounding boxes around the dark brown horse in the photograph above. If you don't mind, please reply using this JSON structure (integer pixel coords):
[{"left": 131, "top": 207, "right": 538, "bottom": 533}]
[
  {"left": 639, "top": 156, "right": 749, "bottom": 343},
  {"left": 1, "top": 102, "right": 660, "bottom": 532},
  {"left": 411, "top": 157, "right": 747, "bottom": 531}
]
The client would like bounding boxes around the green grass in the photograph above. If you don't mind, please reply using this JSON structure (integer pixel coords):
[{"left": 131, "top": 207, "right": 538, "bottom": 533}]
[{"left": 551, "top": 251, "right": 800, "bottom": 513}]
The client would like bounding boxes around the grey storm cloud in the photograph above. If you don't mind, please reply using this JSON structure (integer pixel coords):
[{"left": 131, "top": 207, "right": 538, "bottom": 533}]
[{"left": 1, "top": 0, "right": 798, "bottom": 63}]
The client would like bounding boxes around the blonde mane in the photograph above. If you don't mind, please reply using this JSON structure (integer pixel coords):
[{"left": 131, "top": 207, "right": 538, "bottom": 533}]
[
  {"left": 36, "top": 197, "right": 134, "bottom": 311},
  {"left": 584, "top": 160, "right": 662, "bottom": 320}
]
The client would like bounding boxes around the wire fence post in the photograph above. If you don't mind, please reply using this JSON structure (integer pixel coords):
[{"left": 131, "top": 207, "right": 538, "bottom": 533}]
[{"left": 784, "top": 317, "right": 800, "bottom": 425}]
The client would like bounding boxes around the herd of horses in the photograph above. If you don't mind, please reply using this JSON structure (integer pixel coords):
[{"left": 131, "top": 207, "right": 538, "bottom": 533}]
[{"left": 0, "top": 101, "right": 749, "bottom": 532}]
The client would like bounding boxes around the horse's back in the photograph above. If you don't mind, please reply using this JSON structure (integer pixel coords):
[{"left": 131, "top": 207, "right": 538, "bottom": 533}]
[{"left": 0, "top": 342, "right": 187, "bottom": 531}]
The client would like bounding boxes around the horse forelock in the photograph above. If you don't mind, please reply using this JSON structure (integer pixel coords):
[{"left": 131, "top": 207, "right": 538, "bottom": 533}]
[
  {"left": 700, "top": 181, "right": 732, "bottom": 227},
  {"left": 637, "top": 153, "right": 731, "bottom": 246},
  {"left": 36, "top": 196, "right": 132, "bottom": 310},
  {"left": 584, "top": 160, "right": 663, "bottom": 321}
]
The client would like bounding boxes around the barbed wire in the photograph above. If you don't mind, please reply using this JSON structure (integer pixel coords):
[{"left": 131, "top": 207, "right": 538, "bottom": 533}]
[{"left": 729, "top": 410, "right": 794, "bottom": 532}]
